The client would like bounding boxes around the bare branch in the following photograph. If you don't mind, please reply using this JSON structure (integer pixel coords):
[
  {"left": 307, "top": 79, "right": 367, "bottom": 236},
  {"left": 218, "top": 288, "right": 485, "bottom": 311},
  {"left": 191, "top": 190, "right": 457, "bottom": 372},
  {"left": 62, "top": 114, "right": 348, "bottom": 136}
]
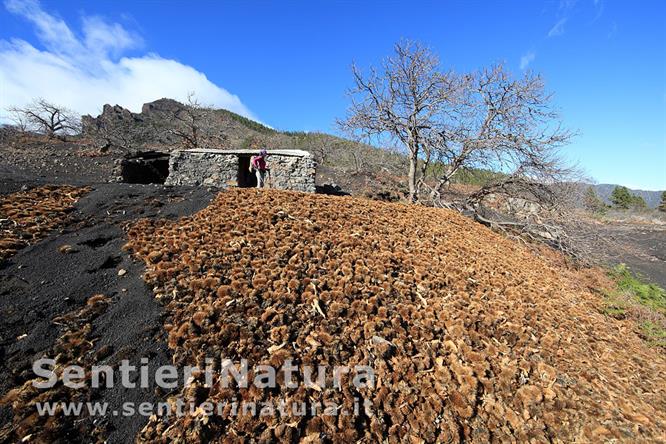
[
  {"left": 338, "top": 40, "right": 586, "bottom": 259},
  {"left": 338, "top": 39, "right": 458, "bottom": 202},
  {"left": 7, "top": 98, "right": 80, "bottom": 139},
  {"left": 168, "top": 92, "right": 227, "bottom": 149}
]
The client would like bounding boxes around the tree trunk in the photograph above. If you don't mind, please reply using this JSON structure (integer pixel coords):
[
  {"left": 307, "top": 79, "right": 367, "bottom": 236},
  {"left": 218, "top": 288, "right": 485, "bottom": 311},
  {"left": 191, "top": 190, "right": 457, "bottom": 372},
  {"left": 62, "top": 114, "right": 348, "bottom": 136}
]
[{"left": 408, "top": 151, "right": 418, "bottom": 203}]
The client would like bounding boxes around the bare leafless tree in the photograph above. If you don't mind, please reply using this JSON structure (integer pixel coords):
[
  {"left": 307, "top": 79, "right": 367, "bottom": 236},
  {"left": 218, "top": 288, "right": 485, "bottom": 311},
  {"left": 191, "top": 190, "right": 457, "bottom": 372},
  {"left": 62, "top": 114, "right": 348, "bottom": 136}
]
[
  {"left": 307, "top": 133, "right": 334, "bottom": 165},
  {"left": 7, "top": 98, "right": 80, "bottom": 138},
  {"left": 169, "top": 92, "right": 226, "bottom": 149},
  {"left": 348, "top": 150, "right": 366, "bottom": 174},
  {"left": 6, "top": 107, "right": 29, "bottom": 133},
  {"left": 428, "top": 65, "right": 577, "bottom": 208},
  {"left": 339, "top": 40, "right": 577, "bottom": 203},
  {"left": 339, "top": 40, "right": 587, "bottom": 258},
  {"left": 338, "top": 40, "right": 459, "bottom": 202}
]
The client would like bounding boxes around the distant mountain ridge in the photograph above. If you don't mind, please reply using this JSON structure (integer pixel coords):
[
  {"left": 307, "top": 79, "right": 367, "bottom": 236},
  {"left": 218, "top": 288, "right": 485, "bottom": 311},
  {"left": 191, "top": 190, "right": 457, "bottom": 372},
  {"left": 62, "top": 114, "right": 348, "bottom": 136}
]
[{"left": 591, "top": 184, "right": 664, "bottom": 209}]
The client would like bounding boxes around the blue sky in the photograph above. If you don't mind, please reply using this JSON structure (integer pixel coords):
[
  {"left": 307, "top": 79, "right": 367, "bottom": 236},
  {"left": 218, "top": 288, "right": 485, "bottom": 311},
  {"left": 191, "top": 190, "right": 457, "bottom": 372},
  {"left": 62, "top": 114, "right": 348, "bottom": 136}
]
[{"left": 1, "top": 0, "right": 664, "bottom": 190}]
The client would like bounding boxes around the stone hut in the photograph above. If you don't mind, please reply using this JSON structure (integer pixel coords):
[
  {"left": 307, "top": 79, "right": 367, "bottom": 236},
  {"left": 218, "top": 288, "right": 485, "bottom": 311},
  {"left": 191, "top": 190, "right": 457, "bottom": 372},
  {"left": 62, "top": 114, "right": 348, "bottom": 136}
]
[{"left": 164, "top": 149, "right": 316, "bottom": 192}]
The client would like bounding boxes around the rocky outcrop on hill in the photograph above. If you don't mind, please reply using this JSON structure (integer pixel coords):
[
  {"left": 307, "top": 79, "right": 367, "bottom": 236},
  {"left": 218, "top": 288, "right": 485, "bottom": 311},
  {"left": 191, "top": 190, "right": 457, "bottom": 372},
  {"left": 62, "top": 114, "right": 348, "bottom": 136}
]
[{"left": 81, "top": 98, "right": 274, "bottom": 152}]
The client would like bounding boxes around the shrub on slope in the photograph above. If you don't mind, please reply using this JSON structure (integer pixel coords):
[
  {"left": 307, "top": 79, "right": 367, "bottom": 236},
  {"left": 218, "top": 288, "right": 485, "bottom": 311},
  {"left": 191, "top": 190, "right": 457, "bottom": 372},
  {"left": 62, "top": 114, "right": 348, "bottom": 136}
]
[{"left": 126, "top": 189, "right": 666, "bottom": 443}]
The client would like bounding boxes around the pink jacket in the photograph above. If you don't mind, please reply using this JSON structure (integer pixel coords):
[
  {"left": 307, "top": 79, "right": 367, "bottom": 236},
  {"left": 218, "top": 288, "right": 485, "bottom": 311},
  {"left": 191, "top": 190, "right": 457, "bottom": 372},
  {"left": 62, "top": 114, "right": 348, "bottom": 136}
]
[{"left": 251, "top": 155, "right": 267, "bottom": 170}]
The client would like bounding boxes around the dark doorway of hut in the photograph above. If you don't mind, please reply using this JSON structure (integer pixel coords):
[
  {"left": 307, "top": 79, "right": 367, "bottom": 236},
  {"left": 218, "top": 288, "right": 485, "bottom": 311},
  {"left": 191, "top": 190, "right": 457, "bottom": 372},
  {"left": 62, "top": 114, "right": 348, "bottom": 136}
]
[
  {"left": 237, "top": 155, "right": 258, "bottom": 188},
  {"left": 120, "top": 151, "right": 170, "bottom": 184}
]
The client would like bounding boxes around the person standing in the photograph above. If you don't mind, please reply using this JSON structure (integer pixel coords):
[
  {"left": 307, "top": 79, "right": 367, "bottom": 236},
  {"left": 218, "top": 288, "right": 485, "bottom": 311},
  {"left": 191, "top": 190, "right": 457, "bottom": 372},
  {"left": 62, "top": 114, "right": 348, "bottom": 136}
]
[{"left": 250, "top": 149, "right": 269, "bottom": 188}]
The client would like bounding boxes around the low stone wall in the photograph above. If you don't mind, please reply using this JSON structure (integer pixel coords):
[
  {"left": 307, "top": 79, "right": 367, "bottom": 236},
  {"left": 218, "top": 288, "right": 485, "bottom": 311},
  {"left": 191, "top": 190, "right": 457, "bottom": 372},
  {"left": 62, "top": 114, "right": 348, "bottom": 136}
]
[
  {"left": 165, "top": 149, "right": 316, "bottom": 193},
  {"left": 266, "top": 154, "right": 317, "bottom": 193},
  {"left": 165, "top": 151, "right": 239, "bottom": 187}
]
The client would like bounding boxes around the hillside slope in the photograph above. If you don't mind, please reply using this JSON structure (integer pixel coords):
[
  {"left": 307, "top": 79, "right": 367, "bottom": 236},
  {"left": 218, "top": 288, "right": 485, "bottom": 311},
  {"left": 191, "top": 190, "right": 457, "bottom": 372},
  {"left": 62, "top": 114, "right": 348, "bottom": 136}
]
[
  {"left": 120, "top": 189, "right": 665, "bottom": 442},
  {"left": 81, "top": 98, "right": 408, "bottom": 197}
]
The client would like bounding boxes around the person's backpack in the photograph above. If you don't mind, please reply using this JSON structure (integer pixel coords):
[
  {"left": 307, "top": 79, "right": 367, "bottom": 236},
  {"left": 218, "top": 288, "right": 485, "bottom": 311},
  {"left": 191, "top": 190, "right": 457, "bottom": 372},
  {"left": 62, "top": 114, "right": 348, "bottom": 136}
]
[{"left": 249, "top": 156, "right": 256, "bottom": 173}]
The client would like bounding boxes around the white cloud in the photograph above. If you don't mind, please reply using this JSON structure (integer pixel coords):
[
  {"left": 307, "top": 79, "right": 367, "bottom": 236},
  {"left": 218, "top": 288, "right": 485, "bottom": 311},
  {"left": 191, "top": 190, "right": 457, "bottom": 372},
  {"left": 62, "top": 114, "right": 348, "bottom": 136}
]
[
  {"left": 520, "top": 51, "right": 536, "bottom": 70},
  {"left": 547, "top": 18, "right": 568, "bottom": 37},
  {"left": 0, "top": 0, "right": 257, "bottom": 121}
]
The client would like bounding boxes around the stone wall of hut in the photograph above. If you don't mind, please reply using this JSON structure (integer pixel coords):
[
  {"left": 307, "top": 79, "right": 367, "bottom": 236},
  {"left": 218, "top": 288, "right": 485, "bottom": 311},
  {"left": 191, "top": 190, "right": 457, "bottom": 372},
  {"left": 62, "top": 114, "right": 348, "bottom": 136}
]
[{"left": 164, "top": 149, "right": 316, "bottom": 192}]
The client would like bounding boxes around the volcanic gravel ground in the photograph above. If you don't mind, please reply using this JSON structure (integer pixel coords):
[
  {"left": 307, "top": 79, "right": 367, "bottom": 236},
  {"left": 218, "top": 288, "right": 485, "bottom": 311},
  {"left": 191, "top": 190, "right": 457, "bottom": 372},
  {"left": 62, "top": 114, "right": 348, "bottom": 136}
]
[
  {"left": 0, "top": 141, "right": 116, "bottom": 193},
  {"left": 0, "top": 183, "right": 215, "bottom": 443},
  {"left": 594, "top": 223, "right": 666, "bottom": 289},
  {"left": 124, "top": 188, "right": 666, "bottom": 443}
]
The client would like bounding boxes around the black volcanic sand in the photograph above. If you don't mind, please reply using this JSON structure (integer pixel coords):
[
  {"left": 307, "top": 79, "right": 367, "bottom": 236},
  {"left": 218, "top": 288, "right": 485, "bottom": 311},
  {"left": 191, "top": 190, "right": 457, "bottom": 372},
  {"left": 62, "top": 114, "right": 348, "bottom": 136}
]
[
  {"left": 619, "top": 228, "right": 666, "bottom": 289},
  {"left": 0, "top": 183, "right": 215, "bottom": 443},
  {"left": 593, "top": 223, "right": 666, "bottom": 289}
]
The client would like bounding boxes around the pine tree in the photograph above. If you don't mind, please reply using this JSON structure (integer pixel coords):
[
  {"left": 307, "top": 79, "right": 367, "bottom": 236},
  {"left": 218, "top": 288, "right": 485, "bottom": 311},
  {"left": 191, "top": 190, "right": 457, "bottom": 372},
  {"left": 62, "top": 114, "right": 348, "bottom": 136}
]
[
  {"left": 630, "top": 195, "right": 647, "bottom": 210},
  {"left": 610, "top": 186, "right": 633, "bottom": 209},
  {"left": 659, "top": 191, "right": 666, "bottom": 212}
]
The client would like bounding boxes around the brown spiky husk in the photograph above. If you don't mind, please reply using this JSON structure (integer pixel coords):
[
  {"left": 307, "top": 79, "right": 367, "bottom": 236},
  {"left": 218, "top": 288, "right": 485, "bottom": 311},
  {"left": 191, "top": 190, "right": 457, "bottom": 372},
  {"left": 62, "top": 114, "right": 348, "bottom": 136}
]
[{"left": 125, "top": 188, "right": 666, "bottom": 443}]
